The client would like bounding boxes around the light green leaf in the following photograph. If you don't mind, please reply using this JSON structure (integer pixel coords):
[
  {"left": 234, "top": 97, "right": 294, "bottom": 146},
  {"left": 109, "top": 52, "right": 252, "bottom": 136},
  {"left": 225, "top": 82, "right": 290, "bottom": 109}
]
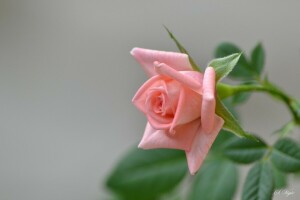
[
  {"left": 188, "top": 159, "right": 237, "bottom": 200},
  {"left": 251, "top": 43, "right": 265, "bottom": 75},
  {"left": 164, "top": 26, "right": 200, "bottom": 72},
  {"left": 215, "top": 97, "right": 256, "bottom": 141},
  {"left": 223, "top": 136, "right": 267, "bottom": 164},
  {"left": 208, "top": 53, "right": 241, "bottom": 81},
  {"left": 271, "top": 138, "right": 300, "bottom": 172},
  {"left": 290, "top": 99, "right": 300, "bottom": 123},
  {"left": 273, "top": 120, "right": 295, "bottom": 138},
  {"left": 214, "top": 42, "right": 253, "bottom": 79},
  {"left": 106, "top": 148, "right": 187, "bottom": 200},
  {"left": 242, "top": 161, "right": 274, "bottom": 200}
]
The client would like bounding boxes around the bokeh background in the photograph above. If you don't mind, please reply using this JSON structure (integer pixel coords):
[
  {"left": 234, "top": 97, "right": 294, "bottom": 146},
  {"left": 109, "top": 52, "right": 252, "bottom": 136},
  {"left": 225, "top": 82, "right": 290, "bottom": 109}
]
[{"left": 0, "top": 0, "right": 300, "bottom": 199}]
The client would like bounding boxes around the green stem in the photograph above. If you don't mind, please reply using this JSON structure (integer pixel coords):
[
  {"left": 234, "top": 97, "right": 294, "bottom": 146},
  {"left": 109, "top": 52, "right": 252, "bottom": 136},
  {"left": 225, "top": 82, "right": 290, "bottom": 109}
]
[
  {"left": 217, "top": 81, "right": 300, "bottom": 124},
  {"left": 262, "top": 146, "right": 273, "bottom": 161}
]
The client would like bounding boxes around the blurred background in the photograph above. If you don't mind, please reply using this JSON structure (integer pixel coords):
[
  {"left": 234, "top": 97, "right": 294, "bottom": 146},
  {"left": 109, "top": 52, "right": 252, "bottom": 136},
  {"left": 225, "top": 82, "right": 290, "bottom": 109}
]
[{"left": 0, "top": 0, "right": 299, "bottom": 199}]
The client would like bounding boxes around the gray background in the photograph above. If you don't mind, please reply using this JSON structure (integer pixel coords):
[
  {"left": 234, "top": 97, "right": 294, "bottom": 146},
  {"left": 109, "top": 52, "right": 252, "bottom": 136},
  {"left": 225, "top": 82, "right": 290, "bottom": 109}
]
[{"left": 0, "top": 0, "right": 300, "bottom": 199}]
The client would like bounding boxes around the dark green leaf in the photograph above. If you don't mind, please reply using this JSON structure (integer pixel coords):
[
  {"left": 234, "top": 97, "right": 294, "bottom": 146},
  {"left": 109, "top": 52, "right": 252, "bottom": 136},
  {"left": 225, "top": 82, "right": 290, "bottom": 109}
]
[
  {"left": 164, "top": 26, "right": 200, "bottom": 72},
  {"left": 106, "top": 148, "right": 187, "bottom": 200},
  {"left": 223, "top": 136, "right": 267, "bottom": 164},
  {"left": 294, "top": 171, "right": 300, "bottom": 179},
  {"left": 215, "top": 97, "right": 256, "bottom": 141},
  {"left": 242, "top": 161, "right": 274, "bottom": 200},
  {"left": 251, "top": 43, "right": 265, "bottom": 75},
  {"left": 189, "top": 159, "right": 238, "bottom": 200},
  {"left": 214, "top": 42, "right": 253, "bottom": 79},
  {"left": 271, "top": 138, "right": 300, "bottom": 172},
  {"left": 211, "top": 130, "right": 235, "bottom": 151},
  {"left": 272, "top": 166, "right": 288, "bottom": 189},
  {"left": 208, "top": 53, "right": 241, "bottom": 81}
]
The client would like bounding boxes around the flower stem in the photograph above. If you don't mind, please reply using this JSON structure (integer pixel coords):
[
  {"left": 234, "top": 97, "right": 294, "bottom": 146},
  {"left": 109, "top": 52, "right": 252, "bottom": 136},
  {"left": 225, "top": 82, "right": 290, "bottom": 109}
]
[{"left": 217, "top": 81, "right": 300, "bottom": 124}]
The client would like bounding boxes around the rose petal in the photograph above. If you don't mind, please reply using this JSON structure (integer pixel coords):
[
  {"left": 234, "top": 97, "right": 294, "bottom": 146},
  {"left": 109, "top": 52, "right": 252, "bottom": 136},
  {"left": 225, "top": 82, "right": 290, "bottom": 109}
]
[
  {"left": 131, "top": 48, "right": 193, "bottom": 77},
  {"left": 138, "top": 119, "right": 200, "bottom": 151},
  {"left": 170, "top": 87, "right": 202, "bottom": 132},
  {"left": 180, "top": 71, "right": 203, "bottom": 95},
  {"left": 154, "top": 62, "right": 202, "bottom": 90},
  {"left": 132, "top": 75, "right": 169, "bottom": 114},
  {"left": 185, "top": 115, "right": 224, "bottom": 175},
  {"left": 201, "top": 67, "right": 216, "bottom": 133}
]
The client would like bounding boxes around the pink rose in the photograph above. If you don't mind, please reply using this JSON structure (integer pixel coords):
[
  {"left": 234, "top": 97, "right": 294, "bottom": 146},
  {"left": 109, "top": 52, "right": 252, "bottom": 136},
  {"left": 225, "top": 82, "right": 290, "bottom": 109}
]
[{"left": 131, "top": 48, "right": 224, "bottom": 175}]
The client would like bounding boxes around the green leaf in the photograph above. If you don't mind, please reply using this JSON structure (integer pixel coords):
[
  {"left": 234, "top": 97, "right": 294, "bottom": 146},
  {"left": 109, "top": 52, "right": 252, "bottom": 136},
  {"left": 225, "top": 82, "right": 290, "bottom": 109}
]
[
  {"left": 208, "top": 53, "right": 241, "bottom": 81},
  {"left": 294, "top": 171, "right": 300, "bottom": 179},
  {"left": 242, "top": 161, "right": 274, "bottom": 200},
  {"left": 223, "top": 136, "right": 267, "bottom": 164},
  {"left": 290, "top": 99, "right": 300, "bottom": 123},
  {"left": 271, "top": 138, "right": 300, "bottom": 172},
  {"left": 231, "top": 92, "right": 251, "bottom": 105},
  {"left": 164, "top": 26, "right": 200, "bottom": 72},
  {"left": 160, "top": 190, "right": 183, "bottom": 200},
  {"left": 272, "top": 166, "right": 288, "bottom": 189},
  {"left": 223, "top": 98, "right": 240, "bottom": 119},
  {"left": 211, "top": 130, "right": 235, "bottom": 152},
  {"left": 214, "top": 42, "right": 253, "bottom": 79},
  {"left": 251, "top": 43, "right": 265, "bottom": 75},
  {"left": 273, "top": 120, "right": 295, "bottom": 138},
  {"left": 189, "top": 159, "right": 238, "bottom": 200},
  {"left": 215, "top": 97, "right": 256, "bottom": 141},
  {"left": 106, "top": 148, "right": 187, "bottom": 200}
]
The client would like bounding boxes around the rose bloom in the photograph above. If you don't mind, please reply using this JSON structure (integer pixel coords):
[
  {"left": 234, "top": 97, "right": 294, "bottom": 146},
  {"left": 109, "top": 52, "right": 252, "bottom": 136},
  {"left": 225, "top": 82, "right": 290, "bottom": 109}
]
[{"left": 131, "top": 48, "right": 224, "bottom": 175}]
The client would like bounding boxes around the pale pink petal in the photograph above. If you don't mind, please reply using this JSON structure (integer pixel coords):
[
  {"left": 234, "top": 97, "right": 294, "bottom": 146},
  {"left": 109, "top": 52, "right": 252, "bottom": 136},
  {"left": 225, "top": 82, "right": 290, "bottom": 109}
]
[
  {"left": 154, "top": 62, "right": 202, "bottom": 90},
  {"left": 132, "top": 75, "right": 168, "bottom": 114},
  {"left": 185, "top": 115, "right": 224, "bottom": 175},
  {"left": 164, "top": 79, "right": 181, "bottom": 113},
  {"left": 131, "top": 48, "right": 193, "bottom": 77},
  {"left": 144, "top": 79, "right": 181, "bottom": 130},
  {"left": 170, "top": 87, "right": 202, "bottom": 132},
  {"left": 180, "top": 71, "right": 203, "bottom": 95},
  {"left": 201, "top": 67, "right": 216, "bottom": 133},
  {"left": 145, "top": 85, "right": 174, "bottom": 129},
  {"left": 138, "top": 119, "right": 200, "bottom": 151}
]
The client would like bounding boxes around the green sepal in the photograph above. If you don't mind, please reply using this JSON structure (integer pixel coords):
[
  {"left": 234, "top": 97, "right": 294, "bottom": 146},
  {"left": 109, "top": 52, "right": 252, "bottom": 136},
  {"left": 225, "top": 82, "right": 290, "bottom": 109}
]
[
  {"left": 208, "top": 53, "right": 241, "bottom": 81},
  {"left": 164, "top": 26, "right": 201, "bottom": 72},
  {"left": 215, "top": 97, "right": 256, "bottom": 141},
  {"left": 214, "top": 42, "right": 253, "bottom": 79}
]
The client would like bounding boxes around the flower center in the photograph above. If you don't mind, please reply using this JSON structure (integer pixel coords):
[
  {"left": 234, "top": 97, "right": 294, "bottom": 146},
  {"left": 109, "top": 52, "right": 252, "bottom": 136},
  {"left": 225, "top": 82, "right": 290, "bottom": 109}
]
[
  {"left": 146, "top": 89, "right": 174, "bottom": 119},
  {"left": 153, "top": 94, "right": 165, "bottom": 115}
]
